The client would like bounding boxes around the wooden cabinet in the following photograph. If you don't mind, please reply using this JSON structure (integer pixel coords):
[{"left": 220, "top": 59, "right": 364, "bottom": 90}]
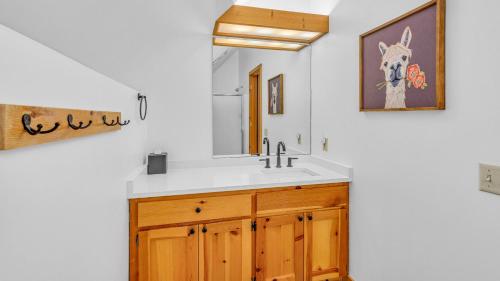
[
  {"left": 138, "top": 226, "right": 199, "bottom": 281},
  {"left": 256, "top": 214, "right": 304, "bottom": 281},
  {"left": 200, "top": 219, "right": 252, "bottom": 281},
  {"left": 130, "top": 183, "right": 349, "bottom": 281},
  {"left": 305, "top": 209, "right": 348, "bottom": 281},
  {"left": 137, "top": 219, "right": 252, "bottom": 281}
]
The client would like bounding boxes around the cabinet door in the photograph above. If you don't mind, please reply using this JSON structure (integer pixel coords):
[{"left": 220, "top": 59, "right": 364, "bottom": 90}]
[
  {"left": 256, "top": 214, "right": 305, "bottom": 281},
  {"left": 305, "top": 209, "right": 348, "bottom": 281},
  {"left": 199, "top": 219, "right": 252, "bottom": 281},
  {"left": 138, "top": 226, "right": 199, "bottom": 281}
]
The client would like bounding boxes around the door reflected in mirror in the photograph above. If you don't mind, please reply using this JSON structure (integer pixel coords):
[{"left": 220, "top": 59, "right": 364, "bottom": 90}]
[{"left": 212, "top": 45, "right": 311, "bottom": 157}]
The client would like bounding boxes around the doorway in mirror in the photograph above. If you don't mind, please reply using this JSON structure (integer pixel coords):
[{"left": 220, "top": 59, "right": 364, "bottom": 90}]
[{"left": 249, "top": 64, "right": 262, "bottom": 155}]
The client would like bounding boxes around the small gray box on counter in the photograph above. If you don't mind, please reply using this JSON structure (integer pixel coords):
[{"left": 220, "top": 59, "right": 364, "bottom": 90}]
[{"left": 147, "top": 153, "right": 168, "bottom": 175}]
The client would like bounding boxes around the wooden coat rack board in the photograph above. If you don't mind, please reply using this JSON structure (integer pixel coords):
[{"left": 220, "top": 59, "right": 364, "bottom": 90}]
[{"left": 0, "top": 104, "right": 128, "bottom": 150}]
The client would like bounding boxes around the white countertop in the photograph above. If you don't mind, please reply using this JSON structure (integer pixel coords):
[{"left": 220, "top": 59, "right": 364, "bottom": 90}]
[{"left": 126, "top": 156, "right": 352, "bottom": 199}]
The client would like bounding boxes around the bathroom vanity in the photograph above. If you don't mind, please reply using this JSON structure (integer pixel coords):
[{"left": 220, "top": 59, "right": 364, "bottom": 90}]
[{"left": 127, "top": 158, "right": 352, "bottom": 281}]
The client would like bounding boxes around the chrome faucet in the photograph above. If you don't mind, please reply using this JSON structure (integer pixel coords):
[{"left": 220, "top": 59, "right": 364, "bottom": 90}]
[
  {"left": 263, "top": 137, "right": 270, "bottom": 156},
  {"left": 276, "top": 141, "right": 286, "bottom": 168}
]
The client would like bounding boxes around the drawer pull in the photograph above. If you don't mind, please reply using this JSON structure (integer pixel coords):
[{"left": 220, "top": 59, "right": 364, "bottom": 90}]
[
  {"left": 195, "top": 207, "right": 202, "bottom": 213},
  {"left": 188, "top": 228, "right": 195, "bottom": 236},
  {"left": 297, "top": 216, "right": 304, "bottom": 222}
]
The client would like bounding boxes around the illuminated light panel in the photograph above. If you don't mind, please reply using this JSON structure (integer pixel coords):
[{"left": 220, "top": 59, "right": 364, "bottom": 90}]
[
  {"left": 217, "top": 23, "right": 321, "bottom": 41},
  {"left": 213, "top": 37, "right": 305, "bottom": 51}
]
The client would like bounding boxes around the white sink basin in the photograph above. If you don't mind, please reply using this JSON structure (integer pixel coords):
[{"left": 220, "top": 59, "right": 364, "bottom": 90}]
[{"left": 260, "top": 168, "right": 320, "bottom": 177}]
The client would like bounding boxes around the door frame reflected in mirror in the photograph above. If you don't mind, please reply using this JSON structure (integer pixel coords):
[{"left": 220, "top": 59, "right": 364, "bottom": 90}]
[{"left": 248, "top": 64, "right": 262, "bottom": 155}]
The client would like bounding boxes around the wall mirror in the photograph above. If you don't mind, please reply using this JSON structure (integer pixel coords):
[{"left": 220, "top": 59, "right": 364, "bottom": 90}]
[{"left": 212, "top": 45, "right": 311, "bottom": 157}]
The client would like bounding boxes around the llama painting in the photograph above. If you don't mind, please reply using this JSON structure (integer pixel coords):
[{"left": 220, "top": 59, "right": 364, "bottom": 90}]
[
  {"left": 378, "top": 26, "right": 413, "bottom": 109},
  {"left": 271, "top": 83, "right": 278, "bottom": 113},
  {"left": 268, "top": 74, "right": 283, "bottom": 114},
  {"left": 359, "top": 0, "right": 445, "bottom": 111}
]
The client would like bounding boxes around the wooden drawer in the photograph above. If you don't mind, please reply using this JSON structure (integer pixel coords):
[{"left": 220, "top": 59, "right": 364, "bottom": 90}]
[
  {"left": 137, "top": 194, "right": 252, "bottom": 228},
  {"left": 256, "top": 185, "right": 348, "bottom": 216}
]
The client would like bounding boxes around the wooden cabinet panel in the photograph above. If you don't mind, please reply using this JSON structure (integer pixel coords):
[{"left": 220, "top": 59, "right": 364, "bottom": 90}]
[
  {"left": 305, "top": 209, "right": 348, "bottom": 281},
  {"left": 256, "top": 214, "right": 304, "bottom": 281},
  {"left": 138, "top": 194, "right": 252, "bottom": 228},
  {"left": 256, "top": 186, "right": 348, "bottom": 216},
  {"left": 199, "top": 219, "right": 252, "bottom": 281},
  {"left": 138, "top": 226, "right": 199, "bottom": 281},
  {"left": 130, "top": 184, "right": 350, "bottom": 281}
]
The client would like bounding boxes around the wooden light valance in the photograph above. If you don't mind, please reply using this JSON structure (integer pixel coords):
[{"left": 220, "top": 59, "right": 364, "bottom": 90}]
[
  {"left": 0, "top": 104, "right": 128, "bottom": 150},
  {"left": 213, "top": 5, "right": 329, "bottom": 51}
]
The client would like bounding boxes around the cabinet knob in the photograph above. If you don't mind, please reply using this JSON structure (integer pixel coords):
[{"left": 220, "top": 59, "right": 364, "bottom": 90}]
[
  {"left": 298, "top": 216, "right": 304, "bottom": 222},
  {"left": 308, "top": 215, "right": 313, "bottom": 221},
  {"left": 202, "top": 226, "right": 207, "bottom": 233},
  {"left": 195, "top": 207, "right": 202, "bottom": 213},
  {"left": 188, "top": 228, "right": 195, "bottom": 236}
]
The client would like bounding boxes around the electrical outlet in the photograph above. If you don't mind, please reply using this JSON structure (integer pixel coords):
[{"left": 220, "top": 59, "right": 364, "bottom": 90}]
[
  {"left": 321, "top": 137, "right": 328, "bottom": 152},
  {"left": 479, "top": 163, "right": 500, "bottom": 195}
]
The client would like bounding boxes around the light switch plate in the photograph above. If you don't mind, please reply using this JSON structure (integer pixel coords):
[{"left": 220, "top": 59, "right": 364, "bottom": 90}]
[
  {"left": 321, "top": 137, "right": 328, "bottom": 152},
  {"left": 479, "top": 163, "right": 500, "bottom": 195}
]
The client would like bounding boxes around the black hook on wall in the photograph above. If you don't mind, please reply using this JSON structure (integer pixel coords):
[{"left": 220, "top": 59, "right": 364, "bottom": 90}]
[
  {"left": 102, "top": 115, "right": 130, "bottom": 126},
  {"left": 22, "top": 114, "right": 60, "bottom": 135},
  {"left": 67, "top": 114, "right": 92, "bottom": 130},
  {"left": 117, "top": 116, "right": 130, "bottom": 126},
  {"left": 138, "top": 93, "right": 147, "bottom": 120},
  {"left": 102, "top": 115, "right": 118, "bottom": 126}
]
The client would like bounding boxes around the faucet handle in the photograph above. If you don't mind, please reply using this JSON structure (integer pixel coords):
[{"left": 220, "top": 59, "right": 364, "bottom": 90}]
[
  {"left": 259, "top": 158, "right": 271, "bottom": 169},
  {"left": 287, "top": 157, "right": 298, "bottom": 168}
]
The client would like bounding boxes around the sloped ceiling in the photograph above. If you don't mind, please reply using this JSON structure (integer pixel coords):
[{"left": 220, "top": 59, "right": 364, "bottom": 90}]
[
  {"left": 0, "top": 0, "right": 216, "bottom": 91},
  {"left": 0, "top": 0, "right": 338, "bottom": 93}
]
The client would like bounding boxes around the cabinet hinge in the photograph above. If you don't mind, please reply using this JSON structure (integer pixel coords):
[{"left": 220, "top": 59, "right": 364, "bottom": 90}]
[
  {"left": 251, "top": 221, "right": 257, "bottom": 231},
  {"left": 136, "top": 234, "right": 139, "bottom": 247},
  {"left": 251, "top": 277, "right": 256, "bottom": 281}
]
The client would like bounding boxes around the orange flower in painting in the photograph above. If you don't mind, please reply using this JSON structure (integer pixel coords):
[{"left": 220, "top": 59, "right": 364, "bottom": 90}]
[
  {"left": 413, "top": 73, "right": 426, "bottom": 89},
  {"left": 407, "top": 64, "right": 420, "bottom": 81}
]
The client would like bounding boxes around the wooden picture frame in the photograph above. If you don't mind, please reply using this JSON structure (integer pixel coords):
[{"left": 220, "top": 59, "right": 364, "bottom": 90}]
[
  {"left": 359, "top": 0, "right": 445, "bottom": 111},
  {"left": 268, "top": 74, "right": 284, "bottom": 115}
]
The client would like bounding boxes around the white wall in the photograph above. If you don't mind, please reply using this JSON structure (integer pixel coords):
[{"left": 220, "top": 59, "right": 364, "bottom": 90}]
[
  {"left": 0, "top": 25, "right": 147, "bottom": 281},
  {"left": 212, "top": 49, "right": 243, "bottom": 155},
  {"left": 238, "top": 47, "right": 311, "bottom": 154},
  {"left": 0, "top": 0, "right": 216, "bottom": 161},
  {"left": 311, "top": 0, "right": 500, "bottom": 280},
  {"left": 213, "top": 48, "right": 240, "bottom": 93}
]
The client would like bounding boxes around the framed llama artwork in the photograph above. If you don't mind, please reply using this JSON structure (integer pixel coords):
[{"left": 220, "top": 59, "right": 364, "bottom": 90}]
[
  {"left": 359, "top": 0, "right": 445, "bottom": 111},
  {"left": 268, "top": 74, "right": 284, "bottom": 114}
]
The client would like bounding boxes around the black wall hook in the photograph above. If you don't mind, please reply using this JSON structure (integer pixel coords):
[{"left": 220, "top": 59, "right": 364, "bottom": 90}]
[
  {"left": 102, "top": 115, "right": 118, "bottom": 126},
  {"left": 138, "top": 93, "right": 147, "bottom": 120},
  {"left": 103, "top": 115, "right": 130, "bottom": 126},
  {"left": 67, "top": 114, "right": 92, "bottom": 130},
  {"left": 117, "top": 116, "right": 130, "bottom": 126},
  {"left": 22, "top": 114, "right": 60, "bottom": 135}
]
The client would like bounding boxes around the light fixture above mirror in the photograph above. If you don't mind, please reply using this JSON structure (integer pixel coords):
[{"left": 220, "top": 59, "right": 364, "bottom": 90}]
[
  {"left": 213, "top": 37, "right": 306, "bottom": 51},
  {"left": 213, "top": 5, "right": 329, "bottom": 51}
]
